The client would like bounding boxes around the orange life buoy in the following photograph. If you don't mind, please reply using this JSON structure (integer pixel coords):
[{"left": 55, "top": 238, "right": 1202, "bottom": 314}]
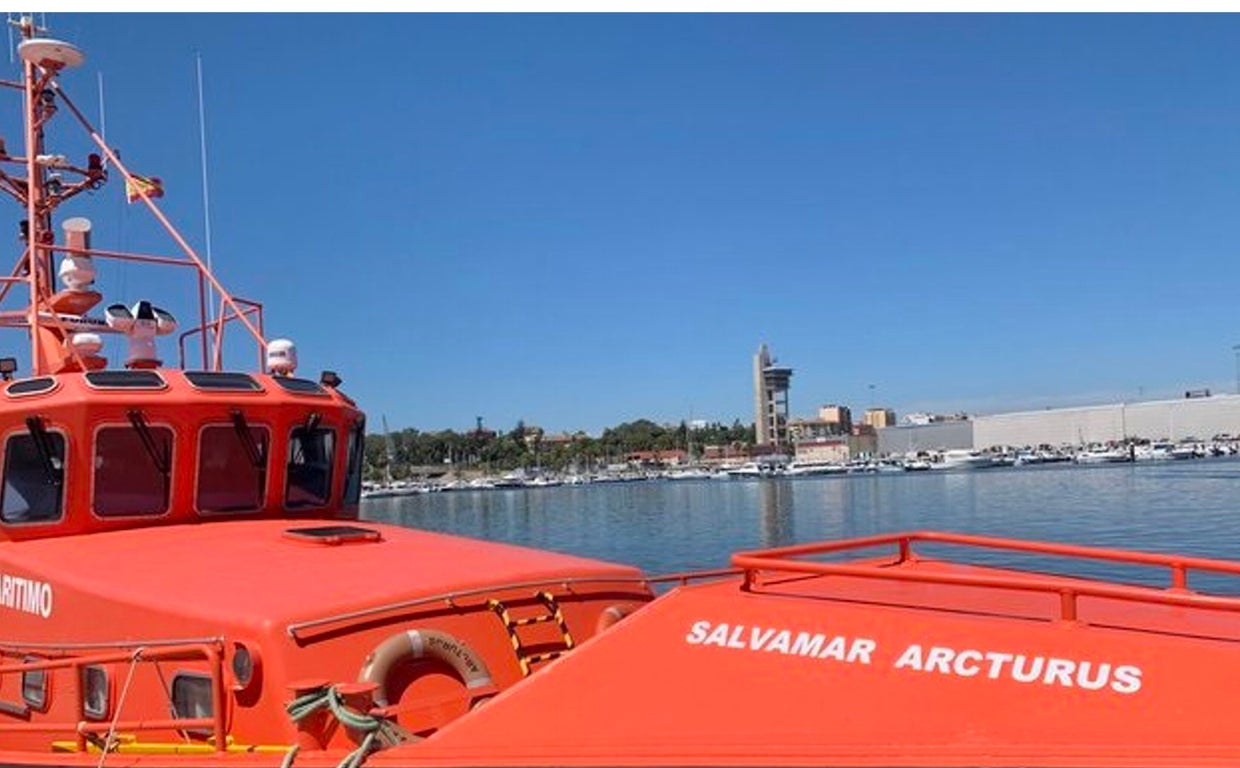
[
  {"left": 596, "top": 603, "right": 642, "bottom": 634},
  {"left": 359, "top": 629, "right": 495, "bottom": 708}
]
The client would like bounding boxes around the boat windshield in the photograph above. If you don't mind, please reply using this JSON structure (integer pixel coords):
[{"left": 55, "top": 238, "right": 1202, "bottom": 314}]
[
  {"left": 94, "top": 425, "right": 172, "bottom": 517},
  {"left": 1, "top": 431, "right": 65, "bottom": 524},
  {"left": 343, "top": 421, "right": 365, "bottom": 506},
  {"left": 198, "top": 423, "right": 269, "bottom": 513},
  {"left": 286, "top": 424, "right": 335, "bottom": 509}
]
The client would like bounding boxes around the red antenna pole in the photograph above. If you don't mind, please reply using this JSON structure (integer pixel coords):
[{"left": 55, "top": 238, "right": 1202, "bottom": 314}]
[{"left": 22, "top": 51, "right": 41, "bottom": 374}]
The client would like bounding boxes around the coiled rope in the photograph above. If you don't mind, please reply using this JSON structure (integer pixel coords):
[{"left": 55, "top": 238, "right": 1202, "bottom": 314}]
[{"left": 285, "top": 684, "right": 408, "bottom": 768}]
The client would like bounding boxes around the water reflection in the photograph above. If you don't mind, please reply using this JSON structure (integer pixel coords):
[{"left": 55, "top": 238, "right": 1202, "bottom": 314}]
[
  {"left": 362, "top": 460, "right": 1240, "bottom": 584},
  {"left": 757, "top": 480, "right": 794, "bottom": 549}
]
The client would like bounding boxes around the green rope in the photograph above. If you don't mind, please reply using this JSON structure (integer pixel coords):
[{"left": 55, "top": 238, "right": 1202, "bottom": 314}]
[
  {"left": 285, "top": 685, "right": 407, "bottom": 768},
  {"left": 338, "top": 731, "right": 378, "bottom": 768}
]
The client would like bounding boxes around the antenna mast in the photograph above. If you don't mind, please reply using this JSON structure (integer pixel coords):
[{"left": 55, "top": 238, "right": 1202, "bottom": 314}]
[{"left": 195, "top": 54, "right": 216, "bottom": 326}]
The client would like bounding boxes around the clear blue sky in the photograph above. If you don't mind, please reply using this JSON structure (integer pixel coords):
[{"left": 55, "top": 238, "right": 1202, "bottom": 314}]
[{"left": 15, "top": 13, "right": 1240, "bottom": 433}]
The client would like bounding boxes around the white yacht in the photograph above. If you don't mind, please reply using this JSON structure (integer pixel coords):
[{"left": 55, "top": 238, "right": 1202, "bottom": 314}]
[
  {"left": 1074, "top": 446, "right": 1133, "bottom": 464},
  {"left": 667, "top": 467, "right": 713, "bottom": 480},
  {"left": 1169, "top": 441, "right": 1204, "bottom": 460},
  {"left": 494, "top": 469, "right": 528, "bottom": 488},
  {"left": 784, "top": 460, "right": 847, "bottom": 477},
  {"left": 1134, "top": 442, "right": 1174, "bottom": 461},
  {"left": 930, "top": 449, "right": 995, "bottom": 470},
  {"left": 727, "top": 461, "right": 775, "bottom": 478}
]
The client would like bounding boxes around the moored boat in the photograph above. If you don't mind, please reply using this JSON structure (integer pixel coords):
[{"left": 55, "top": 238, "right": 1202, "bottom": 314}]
[
  {"left": 782, "top": 460, "right": 847, "bottom": 477},
  {"left": 0, "top": 17, "right": 652, "bottom": 766},
  {"left": 1074, "top": 446, "right": 1134, "bottom": 464},
  {"left": 928, "top": 448, "right": 994, "bottom": 470}
]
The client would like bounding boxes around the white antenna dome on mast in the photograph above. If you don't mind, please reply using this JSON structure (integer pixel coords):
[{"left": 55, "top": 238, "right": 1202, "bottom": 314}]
[
  {"left": 68, "top": 332, "right": 102, "bottom": 358},
  {"left": 17, "top": 38, "right": 83, "bottom": 70},
  {"left": 266, "top": 339, "right": 297, "bottom": 377}
]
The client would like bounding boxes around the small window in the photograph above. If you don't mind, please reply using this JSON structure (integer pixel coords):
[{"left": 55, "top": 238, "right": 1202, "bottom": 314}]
[
  {"left": 6, "top": 377, "right": 55, "bottom": 397},
  {"left": 171, "top": 673, "right": 213, "bottom": 737},
  {"left": 286, "top": 425, "right": 335, "bottom": 509},
  {"left": 272, "top": 377, "right": 326, "bottom": 396},
  {"left": 198, "top": 424, "right": 268, "bottom": 513},
  {"left": 84, "top": 370, "right": 165, "bottom": 389},
  {"left": 343, "top": 421, "right": 365, "bottom": 506},
  {"left": 81, "top": 665, "right": 109, "bottom": 720},
  {"left": 185, "top": 372, "right": 262, "bottom": 392},
  {"left": 94, "top": 423, "right": 172, "bottom": 517},
  {"left": 2, "top": 430, "right": 65, "bottom": 524},
  {"left": 21, "top": 656, "right": 46, "bottom": 711}
]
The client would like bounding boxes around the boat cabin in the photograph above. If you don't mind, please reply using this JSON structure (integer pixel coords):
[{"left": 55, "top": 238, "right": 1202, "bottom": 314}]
[{"left": 0, "top": 369, "right": 365, "bottom": 542}]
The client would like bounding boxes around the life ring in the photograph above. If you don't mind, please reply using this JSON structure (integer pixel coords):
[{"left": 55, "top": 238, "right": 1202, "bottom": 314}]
[
  {"left": 359, "top": 629, "right": 495, "bottom": 708},
  {"left": 596, "top": 603, "right": 641, "bottom": 634}
]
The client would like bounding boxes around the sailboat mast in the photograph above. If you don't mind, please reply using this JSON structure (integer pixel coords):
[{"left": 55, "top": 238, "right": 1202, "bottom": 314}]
[{"left": 382, "top": 414, "right": 396, "bottom": 484}]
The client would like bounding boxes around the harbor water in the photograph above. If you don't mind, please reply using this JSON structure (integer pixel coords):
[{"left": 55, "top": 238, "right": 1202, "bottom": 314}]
[{"left": 362, "top": 460, "right": 1240, "bottom": 593}]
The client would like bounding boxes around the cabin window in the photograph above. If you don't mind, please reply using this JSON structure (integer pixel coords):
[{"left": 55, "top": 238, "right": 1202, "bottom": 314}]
[
  {"left": 84, "top": 370, "right": 166, "bottom": 389},
  {"left": 1, "top": 429, "right": 65, "bottom": 524},
  {"left": 286, "top": 424, "right": 334, "bottom": 508},
  {"left": 184, "top": 371, "right": 262, "bottom": 392},
  {"left": 21, "top": 656, "right": 46, "bottom": 711},
  {"left": 343, "top": 421, "right": 365, "bottom": 506},
  {"left": 197, "top": 423, "right": 269, "bottom": 514},
  {"left": 5, "top": 377, "right": 56, "bottom": 397},
  {"left": 272, "top": 377, "right": 327, "bottom": 396},
  {"left": 93, "top": 421, "right": 172, "bottom": 517},
  {"left": 171, "top": 673, "right": 213, "bottom": 737},
  {"left": 81, "top": 665, "right": 109, "bottom": 720}
]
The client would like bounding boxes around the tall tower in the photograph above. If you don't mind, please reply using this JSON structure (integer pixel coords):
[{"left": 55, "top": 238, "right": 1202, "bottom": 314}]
[{"left": 753, "top": 343, "right": 793, "bottom": 452}]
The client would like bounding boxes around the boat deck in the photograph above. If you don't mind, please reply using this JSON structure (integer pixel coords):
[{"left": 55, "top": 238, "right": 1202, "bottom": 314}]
[{"left": 380, "top": 532, "right": 1240, "bottom": 767}]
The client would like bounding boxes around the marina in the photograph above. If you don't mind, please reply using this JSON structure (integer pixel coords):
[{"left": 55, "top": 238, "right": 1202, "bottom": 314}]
[
  {"left": 362, "top": 457, "right": 1240, "bottom": 580},
  {"left": 359, "top": 435, "right": 1240, "bottom": 497}
]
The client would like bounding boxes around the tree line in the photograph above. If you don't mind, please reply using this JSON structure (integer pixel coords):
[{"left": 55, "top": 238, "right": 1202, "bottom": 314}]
[{"left": 363, "top": 419, "right": 756, "bottom": 478}]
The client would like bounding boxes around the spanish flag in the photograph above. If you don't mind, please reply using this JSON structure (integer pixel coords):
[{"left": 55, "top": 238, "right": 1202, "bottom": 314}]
[{"left": 125, "top": 174, "right": 164, "bottom": 203}]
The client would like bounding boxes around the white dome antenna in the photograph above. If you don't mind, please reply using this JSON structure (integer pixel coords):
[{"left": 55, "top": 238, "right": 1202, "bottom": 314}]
[
  {"left": 65, "top": 332, "right": 104, "bottom": 371},
  {"left": 266, "top": 339, "right": 297, "bottom": 377},
  {"left": 105, "top": 301, "right": 176, "bottom": 369},
  {"left": 68, "top": 333, "right": 102, "bottom": 358},
  {"left": 17, "top": 38, "right": 84, "bottom": 70}
]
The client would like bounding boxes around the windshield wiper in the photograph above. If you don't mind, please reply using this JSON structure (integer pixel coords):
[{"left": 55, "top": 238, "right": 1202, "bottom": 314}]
[
  {"left": 231, "top": 409, "right": 266, "bottom": 469},
  {"left": 291, "top": 413, "right": 322, "bottom": 466},
  {"left": 23, "top": 416, "right": 60, "bottom": 486},
  {"left": 127, "top": 410, "right": 170, "bottom": 477}
]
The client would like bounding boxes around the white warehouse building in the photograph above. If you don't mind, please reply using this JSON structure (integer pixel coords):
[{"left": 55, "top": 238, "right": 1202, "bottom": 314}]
[{"left": 972, "top": 394, "right": 1240, "bottom": 449}]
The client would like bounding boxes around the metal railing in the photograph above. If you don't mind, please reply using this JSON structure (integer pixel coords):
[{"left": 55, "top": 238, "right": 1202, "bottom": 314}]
[
  {"left": 178, "top": 296, "right": 266, "bottom": 372},
  {"left": 0, "top": 639, "right": 226, "bottom": 752},
  {"left": 732, "top": 530, "right": 1240, "bottom": 623},
  {"left": 287, "top": 569, "right": 739, "bottom": 642}
]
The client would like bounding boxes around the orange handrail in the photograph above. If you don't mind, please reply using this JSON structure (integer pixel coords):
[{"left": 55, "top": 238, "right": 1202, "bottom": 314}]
[
  {"left": 286, "top": 571, "right": 736, "bottom": 642},
  {"left": 177, "top": 298, "right": 265, "bottom": 372},
  {"left": 733, "top": 530, "right": 1240, "bottom": 624},
  {"left": 0, "top": 641, "right": 226, "bottom": 751}
]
